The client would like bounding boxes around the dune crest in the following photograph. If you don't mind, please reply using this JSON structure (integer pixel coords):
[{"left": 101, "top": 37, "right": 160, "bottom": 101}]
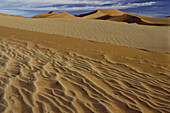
[
  {"left": 0, "top": 13, "right": 24, "bottom": 17},
  {"left": 76, "top": 9, "right": 124, "bottom": 19},
  {"left": 97, "top": 14, "right": 169, "bottom": 26},
  {"left": 76, "top": 9, "right": 170, "bottom": 26},
  {"left": 98, "top": 9, "right": 125, "bottom": 15},
  {"left": 32, "top": 12, "right": 75, "bottom": 18},
  {"left": 32, "top": 12, "right": 58, "bottom": 18},
  {"left": 76, "top": 9, "right": 128, "bottom": 18},
  {"left": 1, "top": 9, "right": 169, "bottom": 25}
]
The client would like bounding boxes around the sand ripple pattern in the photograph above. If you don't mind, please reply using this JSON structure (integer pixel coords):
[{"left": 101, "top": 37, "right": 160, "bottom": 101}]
[
  {"left": 0, "top": 16, "right": 169, "bottom": 53},
  {"left": 0, "top": 38, "right": 170, "bottom": 113}
]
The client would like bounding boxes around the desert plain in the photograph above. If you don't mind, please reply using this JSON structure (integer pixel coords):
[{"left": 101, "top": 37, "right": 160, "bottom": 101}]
[{"left": 0, "top": 9, "right": 170, "bottom": 113}]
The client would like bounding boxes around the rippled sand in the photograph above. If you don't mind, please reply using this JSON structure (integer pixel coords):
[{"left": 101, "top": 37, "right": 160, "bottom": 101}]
[
  {"left": 0, "top": 15, "right": 169, "bottom": 53},
  {"left": 0, "top": 25, "right": 169, "bottom": 113}
]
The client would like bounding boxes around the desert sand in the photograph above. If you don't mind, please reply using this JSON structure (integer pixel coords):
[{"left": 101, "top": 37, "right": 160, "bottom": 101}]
[
  {"left": 0, "top": 10, "right": 170, "bottom": 113},
  {"left": 0, "top": 15, "right": 169, "bottom": 53}
]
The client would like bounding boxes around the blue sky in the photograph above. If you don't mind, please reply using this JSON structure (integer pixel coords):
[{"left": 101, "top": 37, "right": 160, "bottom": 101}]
[{"left": 0, "top": 0, "right": 169, "bottom": 17}]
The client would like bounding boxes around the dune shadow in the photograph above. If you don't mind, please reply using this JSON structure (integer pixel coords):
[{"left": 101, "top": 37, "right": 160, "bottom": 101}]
[
  {"left": 75, "top": 10, "right": 98, "bottom": 17},
  {"left": 97, "top": 14, "right": 170, "bottom": 26}
]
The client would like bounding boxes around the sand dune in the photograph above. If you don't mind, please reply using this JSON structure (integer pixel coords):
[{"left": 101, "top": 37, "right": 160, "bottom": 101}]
[
  {"left": 97, "top": 14, "right": 146, "bottom": 23},
  {"left": 1, "top": 9, "right": 169, "bottom": 25},
  {"left": 76, "top": 9, "right": 170, "bottom": 26},
  {"left": 32, "top": 12, "right": 59, "bottom": 18},
  {"left": 97, "top": 14, "right": 169, "bottom": 26},
  {"left": 138, "top": 16, "right": 170, "bottom": 25},
  {"left": 0, "top": 11, "right": 170, "bottom": 113},
  {"left": 0, "top": 15, "right": 169, "bottom": 53},
  {"left": 32, "top": 12, "right": 75, "bottom": 18},
  {"left": 0, "top": 13, "right": 24, "bottom": 17},
  {"left": 0, "top": 26, "right": 170, "bottom": 113},
  {"left": 76, "top": 9, "right": 124, "bottom": 19}
]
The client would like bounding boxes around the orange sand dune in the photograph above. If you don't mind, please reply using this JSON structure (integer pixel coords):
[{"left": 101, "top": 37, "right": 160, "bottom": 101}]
[
  {"left": 97, "top": 14, "right": 169, "bottom": 26},
  {"left": 76, "top": 9, "right": 124, "bottom": 18},
  {"left": 32, "top": 12, "right": 58, "bottom": 18},
  {"left": 0, "top": 13, "right": 24, "bottom": 17},
  {"left": 76, "top": 9, "right": 170, "bottom": 26},
  {"left": 1, "top": 9, "right": 169, "bottom": 25},
  {"left": 98, "top": 9, "right": 125, "bottom": 15},
  {"left": 32, "top": 12, "right": 75, "bottom": 18},
  {"left": 138, "top": 15, "right": 170, "bottom": 25}
]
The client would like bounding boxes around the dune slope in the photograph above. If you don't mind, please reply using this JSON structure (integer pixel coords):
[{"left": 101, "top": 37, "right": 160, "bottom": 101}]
[
  {"left": 0, "top": 15, "right": 169, "bottom": 53},
  {"left": 76, "top": 9, "right": 170, "bottom": 25},
  {"left": 32, "top": 12, "right": 59, "bottom": 18},
  {"left": 1, "top": 9, "right": 169, "bottom": 25},
  {"left": 32, "top": 12, "right": 75, "bottom": 18},
  {"left": 0, "top": 26, "right": 170, "bottom": 113},
  {"left": 76, "top": 9, "right": 125, "bottom": 18},
  {"left": 97, "top": 14, "right": 169, "bottom": 26},
  {"left": 0, "top": 13, "right": 24, "bottom": 17},
  {"left": 138, "top": 16, "right": 170, "bottom": 25}
]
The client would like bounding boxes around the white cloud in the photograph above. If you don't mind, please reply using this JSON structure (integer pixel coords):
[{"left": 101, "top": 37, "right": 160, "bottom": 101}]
[
  {"left": 0, "top": 0, "right": 118, "bottom": 7},
  {"left": 128, "top": 2, "right": 157, "bottom": 6},
  {"left": 0, "top": 0, "right": 157, "bottom": 8},
  {"left": 12, "top": 1, "right": 157, "bottom": 11},
  {"left": 0, "top": 0, "right": 160, "bottom": 16}
]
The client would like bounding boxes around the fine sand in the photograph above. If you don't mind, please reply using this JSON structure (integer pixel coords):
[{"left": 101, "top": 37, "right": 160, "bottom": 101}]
[
  {"left": 0, "top": 25, "right": 170, "bottom": 113},
  {"left": 0, "top": 13, "right": 170, "bottom": 113},
  {"left": 0, "top": 15, "right": 169, "bottom": 53}
]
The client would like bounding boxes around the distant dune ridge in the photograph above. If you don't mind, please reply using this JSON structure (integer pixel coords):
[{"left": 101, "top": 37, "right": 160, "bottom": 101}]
[
  {"left": 0, "top": 14, "right": 169, "bottom": 53},
  {"left": 32, "top": 11, "right": 75, "bottom": 18},
  {"left": 76, "top": 9, "right": 125, "bottom": 18},
  {"left": 0, "top": 13, "right": 24, "bottom": 17},
  {"left": 1, "top": 9, "right": 169, "bottom": 26},
  {"left": 32, "top": 12, "right": 59, "bottom": 18},
  {"left": 0, "top": 9, "right": 170, "bottom": 113},
  {"left": 76, "top": 9, "right": 170, "bottom": 26},
  {"left": 96, "top": 14, "right": 170, "bottom": 26},
  {"left": 30, "top": 9, "right": 170, "bottom": 26}
]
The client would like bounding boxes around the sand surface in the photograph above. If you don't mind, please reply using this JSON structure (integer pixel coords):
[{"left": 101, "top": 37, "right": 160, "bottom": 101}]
[
  {"left": 0, "top": 25, "right": 170, "bottom": 113},
  {"left": 0, "top": 15, "right": 169, "bottom": 53},
  {"left": 0, "top": 13, "right": 170, "bottom": 113}
]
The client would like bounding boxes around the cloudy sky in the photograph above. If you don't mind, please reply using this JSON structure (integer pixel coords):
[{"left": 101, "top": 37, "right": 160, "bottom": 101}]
[{"left": 0, "top": 0, "right": 169, "bottom": 17}]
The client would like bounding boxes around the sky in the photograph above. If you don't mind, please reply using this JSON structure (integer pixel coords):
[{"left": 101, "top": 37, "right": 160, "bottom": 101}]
[{"left": 0, "top": 0, "right": 169, "bottom": 17}]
